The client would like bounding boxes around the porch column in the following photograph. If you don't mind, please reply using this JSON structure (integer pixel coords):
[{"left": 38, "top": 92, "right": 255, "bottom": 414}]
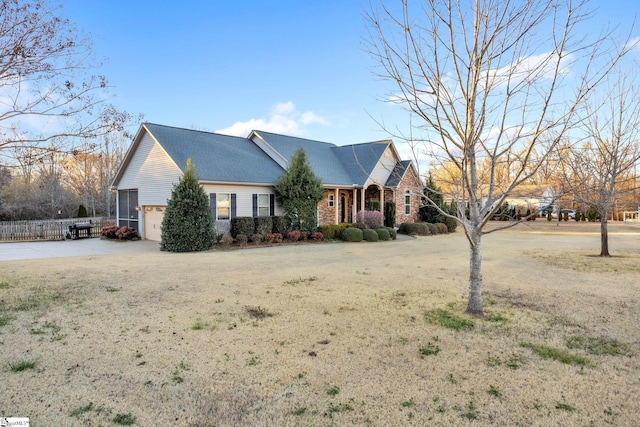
[
  {"left": 379, "top": 187, "right": 384, "bottom": 211},
  {"left": 352, "top": 188, "right": 357, "bottom": 222},
  {"left": 360, "top": 188, "right": 365, "bottom": 214},
  {"left": 334, "top": 188, "right": 339, "bottom": 224}
]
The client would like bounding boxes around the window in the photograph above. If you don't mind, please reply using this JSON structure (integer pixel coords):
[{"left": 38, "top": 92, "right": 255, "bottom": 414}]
[
  {"left": 257, "top": 194, "right": 270, "bottom": 216},
  {"left": 217, "top": 193, "right": 231, "bottom": 220},
  {"left": 328, "top": 194, "right": 335, "bottom": 207},
  {"left": 404, "top": 190, "right": 411, "bottom": 215}
]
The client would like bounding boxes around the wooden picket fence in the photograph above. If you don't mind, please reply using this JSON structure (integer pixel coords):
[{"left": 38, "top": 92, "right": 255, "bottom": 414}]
[{"left": 0, "top": 217, "right": 116, "bottom": 241}]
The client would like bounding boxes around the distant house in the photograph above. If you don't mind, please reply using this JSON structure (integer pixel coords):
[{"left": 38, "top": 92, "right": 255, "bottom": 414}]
[
  {"left": 503, "top": 184, "right": 556, "bottom": 214},
  {"left": 110, "top": 123, "right": 420, "bottom": 241}
]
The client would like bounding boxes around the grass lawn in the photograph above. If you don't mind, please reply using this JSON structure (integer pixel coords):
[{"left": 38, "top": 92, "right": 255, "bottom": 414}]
[{"left": 1, "top": 221, "right": 639, "bottom": 426}]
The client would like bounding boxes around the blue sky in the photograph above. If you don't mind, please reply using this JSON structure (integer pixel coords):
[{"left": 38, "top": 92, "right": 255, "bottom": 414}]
[
  {"left": 63, "top": 1, "right": 398, "bottom": 145},
  {"left": 62, "top": 0, "right": 638, "bottom": 156}
]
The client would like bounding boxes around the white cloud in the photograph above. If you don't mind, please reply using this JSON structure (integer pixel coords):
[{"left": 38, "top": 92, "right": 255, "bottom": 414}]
[{"left": 215, "top": 102, "right": 329, "bottom": 137}]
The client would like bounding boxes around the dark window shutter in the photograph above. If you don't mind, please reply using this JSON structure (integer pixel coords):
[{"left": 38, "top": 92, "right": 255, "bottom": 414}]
[
  {"left": 231, "top": 193, "right": 237, "bottom": 218},
  {"left": 252, "top": 194, "right": 258, "bottom": 217},
  {"left": 210, "top": 193, "right": 216, "bottom": 219},
  {"left": 269, "top": 194, "right": 275, "bottom": 216}
]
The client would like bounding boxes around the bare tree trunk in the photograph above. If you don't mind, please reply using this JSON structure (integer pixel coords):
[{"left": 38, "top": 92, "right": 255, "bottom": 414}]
[
  {"left": 467, "top": 232, "right": 483, "bottom": 318},
  {"left": 600, "top": 218, "right": 610, "bottom": 257}
]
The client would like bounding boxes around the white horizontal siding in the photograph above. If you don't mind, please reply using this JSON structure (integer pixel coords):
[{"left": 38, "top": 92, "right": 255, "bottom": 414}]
[
  {"left": 118, "top": 133, "right": 182, "bottom": 206},
  {"left": 201, "top": 184, "right": 284, "bottom": 217}
]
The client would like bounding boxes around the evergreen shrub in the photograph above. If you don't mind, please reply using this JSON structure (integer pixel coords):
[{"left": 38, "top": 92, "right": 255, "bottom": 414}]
[
  {"left": 399, "top": 222, "right": 430, "bottom": 236},
  {"left": 375, "top": 228, "right": 391, "bottom": 241},
  {"left": 363, "top": 228, "right": 379, "bottom": 242},
  {"left": 160, "top": 159, "right": 215, "bottom": 252},
  {"left": 342, "top": 227, "right": 363, "bottom": 242},
  {"left": 254, "top": 216, "right": 272, "bottom": 235},
  {"left": 231, "top": 217, "right": 255, "bottom": 238},
  {"left": 318, "top": 224, "right": 339, "bottom": 239},
  {"left": 427, "top": 223, "right": 439, "bottom": 235},
  {"left": 271, "top": 216, "right": 291, "bottom": 235},
  {"left": 317, "top": 223, "right": 354, "bottom": 239},
  {"left": 385, "top": 227, "right": 397, "bottom": 240},
  {"left": 384, "top": 202, "right": 396, "bottom": 227},
  {"left": 435, "top": 223, "right": 448, "bottom": 234},
  {"left": 274, "top": 148, "right": 323, "bottom": 233},
  {"left": 235, "top": 234, "right": 248, "bottom": 245}
]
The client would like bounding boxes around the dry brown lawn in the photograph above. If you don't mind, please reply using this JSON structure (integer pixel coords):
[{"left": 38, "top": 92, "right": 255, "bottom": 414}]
[{"left": 1, "top": 221, "right": 639, "bottom": 426}]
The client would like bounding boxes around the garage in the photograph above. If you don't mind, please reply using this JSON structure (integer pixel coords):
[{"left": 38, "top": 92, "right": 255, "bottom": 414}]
[{"left": 143, "top": 206, "right": 165, "bottom": 241}]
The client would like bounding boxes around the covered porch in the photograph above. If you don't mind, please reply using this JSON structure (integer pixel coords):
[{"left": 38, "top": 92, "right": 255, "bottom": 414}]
[{"left": 319, "top": 184, "right": 397, "bottom": 225}]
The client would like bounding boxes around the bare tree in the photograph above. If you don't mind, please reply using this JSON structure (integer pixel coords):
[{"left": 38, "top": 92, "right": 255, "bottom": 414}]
[
  {"left": 0, "top": 0, "right": 127, "bottom": 166},
  {"left": 366, "top": 0, "right": 630, "bottom": 317},
  {"left": 560, "top": 69, "right": 640, "bottom": 256}
]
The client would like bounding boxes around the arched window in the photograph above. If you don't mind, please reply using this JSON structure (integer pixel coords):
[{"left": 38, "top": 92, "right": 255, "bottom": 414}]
[{"left": 404, "top": 190, "right": 411, "bottom": 215}]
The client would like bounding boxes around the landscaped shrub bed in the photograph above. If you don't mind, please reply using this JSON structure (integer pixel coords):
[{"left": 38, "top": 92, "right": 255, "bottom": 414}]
[
  {"left": 100, "top": 225, "right": 140, "bottom": 241},
  {"left": 363, "top": 228, "right": 379, "bottom": 242},
  {"left": 385, "top": 227, "right": 397, "bottom": 240},
  {"left": 399, "top": 222, "right": 430, "bottom": 236},
  {"left": 318, "top": 223, "right": 355, "bottom": 239},
  {"left": 375, "top": 228, "right": 391, "bottom": 241},
  {"left": 271, "top": 216, "right": 291, "bottom": 235},
  {"left": 435, "top": 223, "right": 448, "bottom": 234},
  {"left": 341, "top": 227, "right": 363, "bottom": 242},
  {"left": 254, "top": 216, "right": 272, "bottom": 236},
  {"left": 231, "top": 217, "right": 255, "bottom": 238},
  {"left": 356, "top": 210, "right": 384, "bottom": 229},
  {"left": 399, "top": 222, "right": 452, "bottom": 236},
  {"left": 427, "top": 223, "right": 438, "bottom": 235}
]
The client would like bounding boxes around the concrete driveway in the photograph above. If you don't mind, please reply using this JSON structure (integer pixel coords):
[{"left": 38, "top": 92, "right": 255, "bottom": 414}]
[{"left": 0, "top": 238, "right": 160, "bottom": 261}]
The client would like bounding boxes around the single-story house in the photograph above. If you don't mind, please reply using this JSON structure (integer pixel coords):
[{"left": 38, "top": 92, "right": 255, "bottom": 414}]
[
  {"left": 110, "top": 123, "right": 421, "bottom": 241},
  {"left": 502, "top": 184, "right": 556, "bottom": 214}
]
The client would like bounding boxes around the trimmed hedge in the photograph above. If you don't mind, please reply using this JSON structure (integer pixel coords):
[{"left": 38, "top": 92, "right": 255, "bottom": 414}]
[
  {"left": 342, "top": 227, "right": 363, "bottom": 242},
  {"left": 231, "top": 217, "right": 255, "bottom": 238},
  {"left": 435, "top": 223, "right": 448, "bottom": 234},
  {"left": 399, "top": 222, "right": 430, "bottom": 236},
  {"left": 318, "top": 223, "right": 356, "bottom": 240},
  {"left": 363, "top": 228, "right": 379, "bottom": 242},
  {"left": 427, "top": 223, "right": 438, "bottom": 235},
  {"left": 255, "top": 216, "right": 272, "bottom": 236},
  {"left": 375, "top": 228, "right": 391, "bottom": 241},
  {"left": 271, "top": 215, "right": 291, "bottom": 235}
]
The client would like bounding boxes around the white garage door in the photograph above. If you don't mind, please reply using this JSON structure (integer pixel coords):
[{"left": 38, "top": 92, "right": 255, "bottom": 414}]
[{"left": 144, "top": 206, "right": 165, "bottom": 241}]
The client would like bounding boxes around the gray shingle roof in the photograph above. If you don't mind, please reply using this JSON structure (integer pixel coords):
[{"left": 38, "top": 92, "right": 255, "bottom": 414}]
[
  {"left": 385, "top": 160, "right": 412, "bottom": 187},
  {"left": 251, "top": 131, "right": 356, "bottom": 186},
  {"left": 145, "top": 123, "right": 284, "bottom": 184},
  {"left": 332, "top": 143, "right": 389, "bottom": 186},
  {"left": 141, "top": 124, "right": 412, "bottom": 188}
]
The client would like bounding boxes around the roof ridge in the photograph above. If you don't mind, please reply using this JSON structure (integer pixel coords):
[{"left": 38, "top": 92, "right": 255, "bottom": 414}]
[
  {"left": 145, "top": 122, "right": 246, "bottom": 139},
  {"left": 253, "top": 130, "right": 337, "bottom": 147}
]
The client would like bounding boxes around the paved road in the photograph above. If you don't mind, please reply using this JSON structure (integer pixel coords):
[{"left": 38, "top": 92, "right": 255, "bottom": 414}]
[{"left": 0, "top": 238, "right": 160, "bottom": 261}]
